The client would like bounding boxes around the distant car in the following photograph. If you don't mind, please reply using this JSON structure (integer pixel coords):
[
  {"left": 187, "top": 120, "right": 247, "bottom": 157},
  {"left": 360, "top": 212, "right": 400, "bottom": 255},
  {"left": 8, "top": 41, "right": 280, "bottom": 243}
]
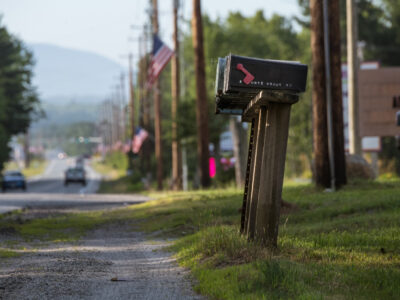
[
  {"left": 58, "top": 152, "right": 67, "bottom": 160},
  {"left": 65, "top": 167, "right": 86, "bottom": 186},
  {"left": 1, "top": 171, "right": 26, "bottom": 192},
  {"left": 76, "top": 157, "right": 84, "bottom": 168}
]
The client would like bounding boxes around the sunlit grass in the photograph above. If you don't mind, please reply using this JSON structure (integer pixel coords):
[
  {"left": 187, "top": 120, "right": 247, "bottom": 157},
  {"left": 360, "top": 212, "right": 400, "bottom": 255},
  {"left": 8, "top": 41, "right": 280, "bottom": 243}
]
[
  {"left": 18, "top": 211, "right": 108, "bottom": 242},
  {"left": 91, "top": 160, "right": 125, "bottom": 180},
  {"left": 4, "top": 159, "right": 48, "bottom": 178},
  {"left": 91, "top": 152, "right": 127, "bottom": 180},
  {"left": 124, "top": 180, "right": 400, "bottom": 299},
  {"left": 96, "top": 175, "right": 144, "bottom": 194},
  {"left": 0, "top": 248, "right": 20, "bottom": 259}
]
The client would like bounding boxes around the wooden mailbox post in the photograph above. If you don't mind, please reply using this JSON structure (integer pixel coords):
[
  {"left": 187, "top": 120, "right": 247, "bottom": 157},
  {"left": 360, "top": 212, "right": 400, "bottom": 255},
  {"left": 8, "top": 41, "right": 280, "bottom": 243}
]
[{"left": 215, "top": 54, "right": 307, "bottom": 247}]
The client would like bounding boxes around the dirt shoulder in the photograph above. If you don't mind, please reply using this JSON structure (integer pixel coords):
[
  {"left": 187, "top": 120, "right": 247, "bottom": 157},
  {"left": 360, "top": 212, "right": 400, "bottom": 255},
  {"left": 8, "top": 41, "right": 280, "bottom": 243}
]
[{"left": 0, "top": 221, "right": 203, "bottom": 299}]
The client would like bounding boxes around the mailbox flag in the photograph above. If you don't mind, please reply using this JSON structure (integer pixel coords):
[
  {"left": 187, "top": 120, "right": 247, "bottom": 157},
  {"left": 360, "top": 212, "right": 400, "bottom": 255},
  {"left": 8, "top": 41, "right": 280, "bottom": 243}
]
[{"left": 146, "top": 35, "right": 174, "bottom": 89}]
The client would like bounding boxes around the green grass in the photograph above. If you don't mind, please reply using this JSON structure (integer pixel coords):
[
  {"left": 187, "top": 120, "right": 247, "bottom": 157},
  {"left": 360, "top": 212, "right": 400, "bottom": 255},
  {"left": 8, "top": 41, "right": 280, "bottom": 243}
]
[
  {"left": 0, "top": 210, "right": 113, "bottom": 246},
  {"left": 0, "top": 248, "right": 20, "bottom": 258},
  {"left": 91, "top": 152, "right": 128, "bottom": 180},
  {"left": 91, "top": 160, "right": 125, "bottom": 180},
  {"left": 91, "top": 152, "right": 145, "bottom": 193},
  {"left": 4, "top": 159, "right": 48, "bottom": 178},
  {"left": 18, "top": 212, "right": 109, "bottom": 242},
  {"left": 121, "top": 181, "right": 400, "bottom": 299},
  {"left": 97, "top": 175, "right": 144, "bottom": 194}
]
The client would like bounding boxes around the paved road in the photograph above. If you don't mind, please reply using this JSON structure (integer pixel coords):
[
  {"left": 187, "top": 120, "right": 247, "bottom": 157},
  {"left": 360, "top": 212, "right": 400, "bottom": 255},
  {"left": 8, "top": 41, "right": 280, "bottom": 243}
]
[{"left": 0, "top": 158, "right": 148, "bottom": 214}]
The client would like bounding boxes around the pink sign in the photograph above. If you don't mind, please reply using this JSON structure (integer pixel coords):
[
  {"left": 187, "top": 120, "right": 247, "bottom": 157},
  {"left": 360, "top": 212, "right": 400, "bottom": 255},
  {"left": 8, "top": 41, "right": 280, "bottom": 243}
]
[{"left": 209, "top": 157, "right": 216, "bottom": 178}]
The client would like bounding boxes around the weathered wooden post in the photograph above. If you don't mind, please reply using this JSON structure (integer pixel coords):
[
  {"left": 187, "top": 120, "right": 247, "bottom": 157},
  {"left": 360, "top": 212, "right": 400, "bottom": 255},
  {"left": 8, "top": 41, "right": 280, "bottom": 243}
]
[{"left": 215, "top": 55, "right": 308, "bottom": 247}]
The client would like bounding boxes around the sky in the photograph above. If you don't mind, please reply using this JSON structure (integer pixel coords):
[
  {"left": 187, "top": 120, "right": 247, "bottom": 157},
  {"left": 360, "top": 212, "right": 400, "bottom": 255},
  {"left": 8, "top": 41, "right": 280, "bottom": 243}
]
[{"left": 0, "top": 0, "right": 302, "bottom": 68}]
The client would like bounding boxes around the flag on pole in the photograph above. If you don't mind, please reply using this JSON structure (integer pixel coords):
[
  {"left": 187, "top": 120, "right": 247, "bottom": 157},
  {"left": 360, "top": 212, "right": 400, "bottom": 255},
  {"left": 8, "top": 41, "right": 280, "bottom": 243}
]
[
  {"left": 146, "top": 35, "right": 174, "bottom": 89},
  {"left": 132, "top": 127, "right": 149, "bottom": 154}
]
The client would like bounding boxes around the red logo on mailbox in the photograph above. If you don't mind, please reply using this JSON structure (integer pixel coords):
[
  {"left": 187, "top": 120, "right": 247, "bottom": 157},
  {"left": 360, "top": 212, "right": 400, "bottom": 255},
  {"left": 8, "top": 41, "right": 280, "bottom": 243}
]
[{"left": 236, "top": 63, "right": 255, "bottom": 85}]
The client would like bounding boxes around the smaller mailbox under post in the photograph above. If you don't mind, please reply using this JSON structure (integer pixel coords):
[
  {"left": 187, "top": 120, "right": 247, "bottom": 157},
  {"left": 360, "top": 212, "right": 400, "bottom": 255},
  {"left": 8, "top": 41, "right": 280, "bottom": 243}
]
[{"left": 215, "top": 54, "right": 307, "bottom": 247}]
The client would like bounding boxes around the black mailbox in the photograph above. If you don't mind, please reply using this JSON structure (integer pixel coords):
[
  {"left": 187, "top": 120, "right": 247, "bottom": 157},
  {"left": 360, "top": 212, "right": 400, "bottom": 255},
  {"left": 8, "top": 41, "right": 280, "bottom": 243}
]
[
  {"left": 215, "top": 54, "right": 308, "bottom": 246},
  {"left": 215, "top": 54, "right": 308, "bottom": 114}
]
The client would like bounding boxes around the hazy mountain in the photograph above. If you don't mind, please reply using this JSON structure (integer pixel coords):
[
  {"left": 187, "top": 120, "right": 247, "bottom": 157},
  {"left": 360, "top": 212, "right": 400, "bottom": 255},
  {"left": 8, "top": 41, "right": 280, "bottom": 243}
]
[
  {"left": 27, "top": 43, "right": 126, "bottom": 129},
  {"left": 29, "top": 43, "right": 124, "bottom": 102},
  {"left": 33, "top": 101, "right": 100, "bottom": 127}
]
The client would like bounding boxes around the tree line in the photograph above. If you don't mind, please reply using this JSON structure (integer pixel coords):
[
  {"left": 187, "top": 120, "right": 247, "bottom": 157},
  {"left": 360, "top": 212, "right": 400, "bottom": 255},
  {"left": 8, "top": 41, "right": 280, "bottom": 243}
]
[
  {"left": 0, "top": 19, "right": 41, "bottom": 171},
  {"left": 130, "top": 0, "right": 400, "bottom": 188}
]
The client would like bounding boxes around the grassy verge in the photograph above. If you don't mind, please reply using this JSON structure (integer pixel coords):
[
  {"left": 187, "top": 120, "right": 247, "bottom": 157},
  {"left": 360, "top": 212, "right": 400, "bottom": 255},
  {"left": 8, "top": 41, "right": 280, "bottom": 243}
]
[
  {"left": 0, "top": 249, "right": 20, "bottom": 259},
  {"left": 96, "top": 175, "right": 144, "bottom": 193},
  {"left": 91, "top": 159, "right": 125, "bottom": 180},
  {"left": 125, "top": 180, "right": 400, "bottom": 299},
  {"left": 91, "top": 151, "right": 128, "bottom": 179},
  {"left": 4, "top": 159, "right": 48, "bottom": 178},
  {"left": 0, "top": 210, "right": 109, "bottom": 245},
  {"left": 91, "top": 152, "right": 145, "bottom": 193}
]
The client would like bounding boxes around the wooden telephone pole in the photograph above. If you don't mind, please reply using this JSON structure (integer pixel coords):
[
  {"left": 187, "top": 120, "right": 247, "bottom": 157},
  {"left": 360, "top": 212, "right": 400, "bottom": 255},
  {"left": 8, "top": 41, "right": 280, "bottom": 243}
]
[
  {"left": 143, "top": 25, "right": 151, "bottom": 132},
  {"left": 347, "top": 0, "right": 362, "bottom": 155},
  {"left": 24, "top": 131, "right": 30, "bottom": 168},
  {"left": 192, "top": 0, "right": 210, "bottom": 187},
  {"left": 152, "top": 0, "right": 163, "bottom": 190},
  {"left": 128, "top": 54, "right": 135, "bottom": 139},
  {"left": 171, "top": 0, "right": 182, "bottom": 190},
  {"left": 230, "top": 117, "right": 247, "bottom": 187},
  {"left": 139, "top": 26, "right": 152, "bottom": 179},
  {"left": 310, "top": 0, "right": 347, "bottom": 188},
  {"left": 138, "top": 36, "right": 144, "bottom": 128},
  {"left": 120, "top": 73, "right": 126, "bottom": 141}
]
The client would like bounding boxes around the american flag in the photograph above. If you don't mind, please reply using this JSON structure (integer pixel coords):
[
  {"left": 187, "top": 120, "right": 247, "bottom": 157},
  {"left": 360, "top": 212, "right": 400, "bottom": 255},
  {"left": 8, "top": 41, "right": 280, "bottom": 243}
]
[
  {"left": 146, "top": 35, "right": 174, "bottom": 89},
  {"left": 132, "top": 127, "right": 149, "bottom": 154}
]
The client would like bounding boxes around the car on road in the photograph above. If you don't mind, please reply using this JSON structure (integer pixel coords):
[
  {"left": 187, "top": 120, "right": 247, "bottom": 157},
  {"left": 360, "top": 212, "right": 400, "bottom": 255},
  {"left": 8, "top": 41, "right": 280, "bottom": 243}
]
[
  {"left": 1, "top": 170, "right": 26, "bottom": 192},
  {"left": 58, "top": 152, "right": 67, "bottom": 159},
  {"left": 76, "top": 157, "right": 84, "bottom": 168},
  {"left": 65, "top": 167, "right": 86, "bottom": 186}
]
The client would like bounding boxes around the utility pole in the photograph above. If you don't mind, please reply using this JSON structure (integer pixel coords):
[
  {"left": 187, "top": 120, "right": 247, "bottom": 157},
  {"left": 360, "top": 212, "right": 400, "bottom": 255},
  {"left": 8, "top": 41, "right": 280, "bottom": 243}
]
[
  {"left": 192, "top": 0, "right": 211, "bottom": 188},
  {"left": 108, "top": 99, "right": 114, "bottom": 146},
  {"left": 171, "top": 0, "right": 182, "bottom": 190},
  {"left": 230, "top": 117, "right": 247, "bottom": 187},
  {"left": 113, "top": 91, "right": 118, "bottom": 144},
  {"left": 128, "top": 53, "right": 136, "bottom": 171},
  {"left": 128, "top": 53, "right": 135, "bottom": 142},
  {"left": 310, "top": 0, "right": 347, "bottom": 189},
  {"left": 151, "top": 0, "right": 163, "bottom": 190},
  {"left": 105, "top": 100, "right": 113, "bottom": 146},
  {"left": 347, "top": 0, "right": 362, "bottom": 155},
  {"left": 138, "top": 36, "right": 144, "bottom": 128},
  {"left": 142, "top": 25, "right": 151, "bottom": 131},
  {"left": 120, "top": 73, "right": 126, "bottom": 141},
  {"left": 140, "top": 24, "right": 152, "bottom": 180},
  {"left": 116, "top": 86, "right": 122, "bottom": 143},
  {"left": 24, "top": 131, "right": 30, "bottom": 168}
]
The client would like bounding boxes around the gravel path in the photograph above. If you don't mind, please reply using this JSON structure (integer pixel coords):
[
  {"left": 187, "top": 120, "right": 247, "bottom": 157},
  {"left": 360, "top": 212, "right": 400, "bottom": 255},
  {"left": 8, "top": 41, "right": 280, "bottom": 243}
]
[{"left": 0, "top": 223, "right": 204, "bottom": 300}]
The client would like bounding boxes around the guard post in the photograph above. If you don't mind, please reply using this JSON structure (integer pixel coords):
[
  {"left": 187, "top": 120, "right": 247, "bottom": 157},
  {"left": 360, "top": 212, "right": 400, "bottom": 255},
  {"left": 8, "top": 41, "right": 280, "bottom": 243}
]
[{"left": 215, "top": 54, "right": 308, "bottom": 247}]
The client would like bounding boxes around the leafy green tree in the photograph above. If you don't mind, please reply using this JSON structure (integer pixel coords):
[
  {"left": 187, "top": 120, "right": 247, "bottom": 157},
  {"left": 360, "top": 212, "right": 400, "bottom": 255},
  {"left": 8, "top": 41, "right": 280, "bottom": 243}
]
[
  {"left": 180, "top": 11, "right": 312, "bottom": 179},
  {"left": 140, "top": 11, "right": 316, "bottom": 184},
  {"left": 62, "top": 122, "right": 98, "bottom": 156},
  {"left": 298, "top": 0, "right": 400, "bottom": 66},
  {"left": 0, "top": 19, "right": 41, "bottom": 170},
  {"left": 298, "top": 0, "right": 400, "bottom": 175}
]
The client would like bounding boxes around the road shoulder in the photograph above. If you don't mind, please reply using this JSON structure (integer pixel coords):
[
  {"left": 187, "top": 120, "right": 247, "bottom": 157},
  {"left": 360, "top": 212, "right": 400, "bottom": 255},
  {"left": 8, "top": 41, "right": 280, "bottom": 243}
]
[{"left": 0, "top": 221, "right": 204, "bottom": 299}]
